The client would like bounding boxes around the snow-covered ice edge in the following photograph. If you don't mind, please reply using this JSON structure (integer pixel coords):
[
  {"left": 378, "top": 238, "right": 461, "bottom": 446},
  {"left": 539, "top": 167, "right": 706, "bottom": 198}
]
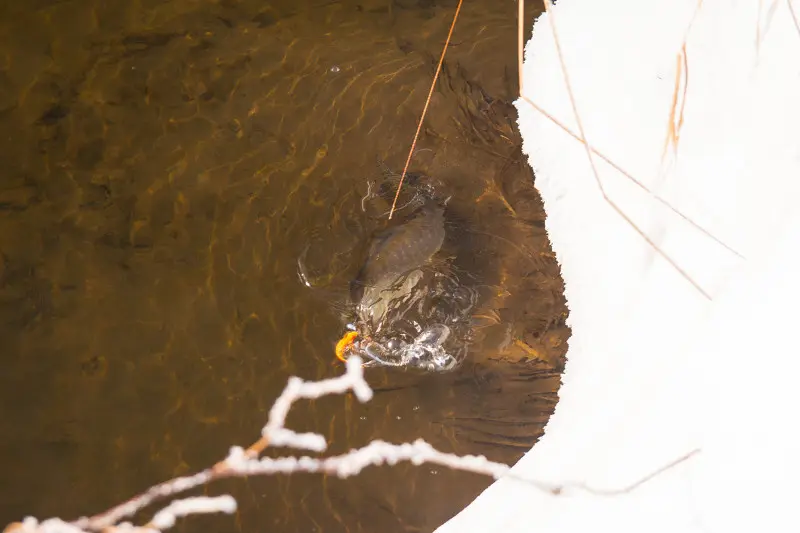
[{"left": 436, "top": 1, "right": 800, "bottom": 532}]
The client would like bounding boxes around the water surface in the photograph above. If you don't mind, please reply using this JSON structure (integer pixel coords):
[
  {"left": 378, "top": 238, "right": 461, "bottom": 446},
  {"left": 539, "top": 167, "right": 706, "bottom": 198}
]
[{"left": 0, "top": 1, "right": 569, "bottom": 532}]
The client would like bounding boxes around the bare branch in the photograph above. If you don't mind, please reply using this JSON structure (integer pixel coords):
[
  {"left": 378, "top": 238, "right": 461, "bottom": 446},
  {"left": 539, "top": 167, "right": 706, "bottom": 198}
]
[{"left": 3, "top": 353, "right": 701, "bottom": 533}]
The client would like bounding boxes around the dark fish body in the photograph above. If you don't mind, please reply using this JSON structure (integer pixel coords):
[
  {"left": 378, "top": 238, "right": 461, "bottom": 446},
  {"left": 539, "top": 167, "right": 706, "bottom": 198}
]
[{"left": 350, "top": 200, "right": 446, "bottom": 327}]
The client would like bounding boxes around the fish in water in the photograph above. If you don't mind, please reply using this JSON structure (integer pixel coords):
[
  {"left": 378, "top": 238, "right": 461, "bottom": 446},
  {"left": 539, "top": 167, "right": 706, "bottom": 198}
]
[
  {"left": 349, "top": 198, "right": 446, "bottom": 332},
  {"left": 343, "top": 196, "right": 465, "bottom": 370},
  {"left": 324, "top": 168, "right": 471, "bottom": 370}
]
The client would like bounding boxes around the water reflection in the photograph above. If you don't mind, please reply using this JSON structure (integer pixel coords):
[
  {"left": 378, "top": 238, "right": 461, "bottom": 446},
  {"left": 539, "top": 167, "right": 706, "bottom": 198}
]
[{"left": 0, "top": 0, "right": 566, "bottom": 532}]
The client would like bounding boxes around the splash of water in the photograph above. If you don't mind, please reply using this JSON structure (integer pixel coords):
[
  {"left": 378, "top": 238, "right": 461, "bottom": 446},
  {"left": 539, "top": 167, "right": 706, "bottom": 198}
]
[{"left": 349, "top": 266, "right": 479, "bottom": 372}]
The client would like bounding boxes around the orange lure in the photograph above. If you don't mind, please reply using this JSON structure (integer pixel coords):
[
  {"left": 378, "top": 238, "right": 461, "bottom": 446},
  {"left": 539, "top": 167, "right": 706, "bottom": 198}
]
[{"left": 335, "top": 330, "right": 359, "bottom": 362}]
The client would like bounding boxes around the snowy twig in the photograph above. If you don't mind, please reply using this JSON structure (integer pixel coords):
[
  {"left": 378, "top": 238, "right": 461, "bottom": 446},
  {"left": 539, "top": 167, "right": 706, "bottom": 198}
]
[
  {"left": 223, "top": 438, "right": 511, "bottom": 480},
  {"left": 2, "top": 354, "right": 700, "bottom": 533},
  {"left": 1, "top": 357, "right": 512, "bottom": 533}
]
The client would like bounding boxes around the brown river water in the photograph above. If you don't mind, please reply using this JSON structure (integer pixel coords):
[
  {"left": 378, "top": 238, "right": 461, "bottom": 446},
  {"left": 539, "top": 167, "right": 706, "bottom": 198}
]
[{"left": 0, "top": 1, "right": 569, "bottom": 532}]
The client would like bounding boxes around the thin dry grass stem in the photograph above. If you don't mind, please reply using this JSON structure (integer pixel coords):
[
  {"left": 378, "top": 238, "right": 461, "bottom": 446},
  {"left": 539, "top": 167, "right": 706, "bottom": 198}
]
[
  {"left": 550, "top": 448, "right": 701, "bottom": 497},
  {"left": 681, "top": 0, "right": 705, "bottom": 46},
  {"left": 388, "top": 0, "right": 463, "bottom": 219},
  {"left": 661, "top": 0, "right": 699, "bottom": 167},
  {"left": 788, "top": 0, "right": 800, "bottom": 38},
  {"left": 518, "top": 0, "right": 525, "bottom": 94},
  {"left": 757, "top": 0, "right": 764, "bottom": 54},
  {"left": 756, "top": 1, "right": 783, "bottom": 60},
  {"left": 661, "top": 45, "right": 688, "bottom": 166}
]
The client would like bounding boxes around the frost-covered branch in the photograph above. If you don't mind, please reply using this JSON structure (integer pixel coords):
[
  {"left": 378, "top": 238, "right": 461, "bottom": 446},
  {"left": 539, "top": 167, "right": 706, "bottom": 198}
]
[
  {"left": 1, "top": 357, "right": 513, "bottom": 533},
  {"left": 3, "top": 354, "right": 700, "bottom": 533}
]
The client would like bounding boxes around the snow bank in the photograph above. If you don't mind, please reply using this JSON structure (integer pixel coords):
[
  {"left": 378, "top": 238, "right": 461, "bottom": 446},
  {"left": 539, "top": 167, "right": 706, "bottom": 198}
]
[{"left": 437, "top": 1, "right": 800, "bottom": 532}]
